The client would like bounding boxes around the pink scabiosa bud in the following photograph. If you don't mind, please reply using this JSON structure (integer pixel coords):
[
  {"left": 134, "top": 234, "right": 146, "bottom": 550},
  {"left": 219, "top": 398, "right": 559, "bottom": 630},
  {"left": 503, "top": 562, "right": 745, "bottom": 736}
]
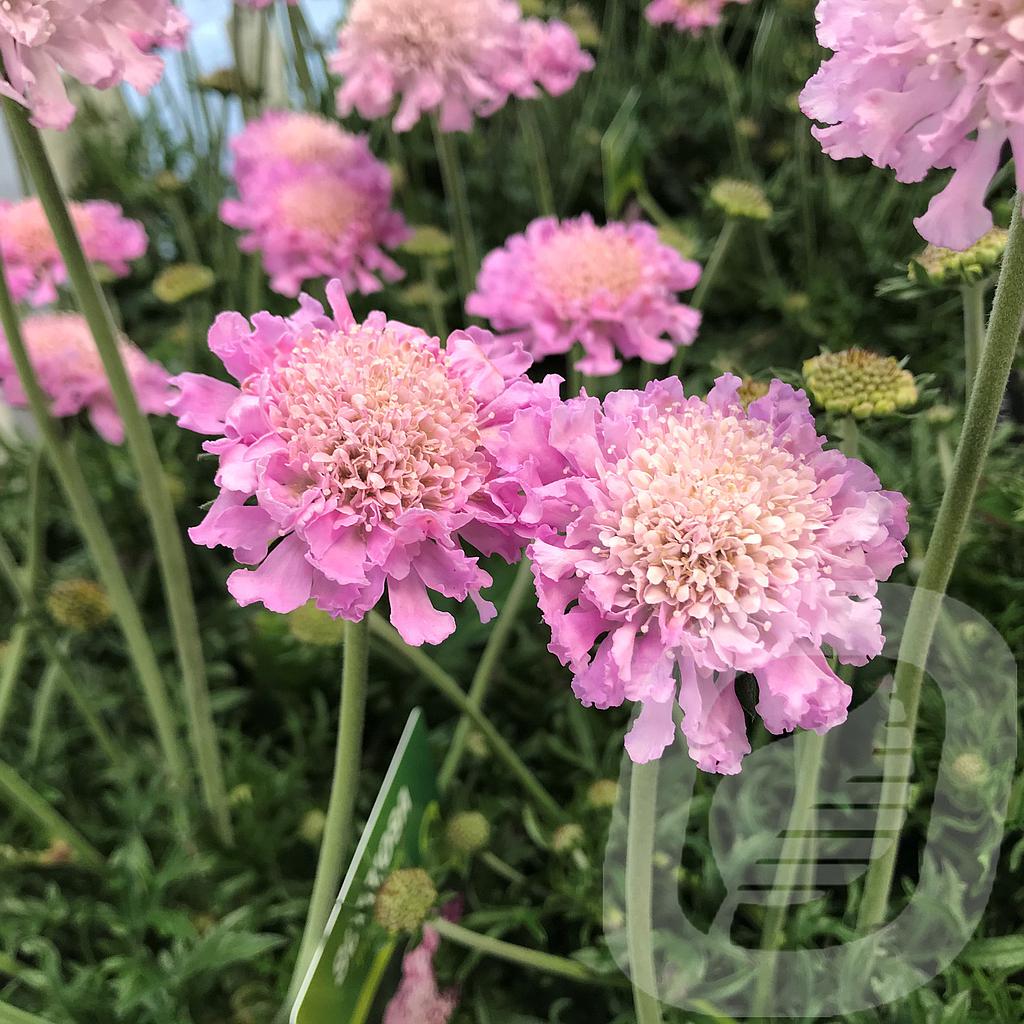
[
  {"left": 526, "top": 374, "right": 909, "bottom": 774},
  {"left": 0, "top": 0, "right": 187, "bottom": 130},
  {"left": 0, "top": 313, "right": 172, "bottom": 444},
  {"left": 467, "top": 215, "right": 702, "bottom": 378},
  {"left": 0, "top": 199, "right": 147, "bottom": 308},
  {"left": 169, "top": 282, "right": 551, "bottom": 646},
  {"left": 330, "top": 0, "right": 593, "bottom": 133},
  {"left": 645, "top": 0, "right": 752, "bottom": 34},
  {"left": 801, "top": 0, "right": 1024, "bottom": 251}
]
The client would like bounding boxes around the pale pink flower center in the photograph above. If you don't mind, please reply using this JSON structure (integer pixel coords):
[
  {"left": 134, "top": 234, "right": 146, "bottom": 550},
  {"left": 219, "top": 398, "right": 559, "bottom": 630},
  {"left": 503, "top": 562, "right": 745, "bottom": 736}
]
[
  {"left": 534, "top": 229, "right": 645, "bottom": 307},
  {"left": 263, "top": 327, "right": 485, "bottom": 518},
  {"left": 5, "top": 200, "right": 93, "bottom": 260},
  {"left": 276, "top": 178, "right": 364, "bottom": 238},
  {"left": 0, "top": 0, "right": 57, "bottom": 46},
  {"left": 910, "top": 0, "right": 1024, "bottom": 72},
  {"left": 269, "top": 115, "right": 357, "bottom": 166},
  {"left": 593, "top": 409, "right": 829, "bottom": 626},
  {"left": 25, "top": 313, "right": 104, "bottom": 373}
]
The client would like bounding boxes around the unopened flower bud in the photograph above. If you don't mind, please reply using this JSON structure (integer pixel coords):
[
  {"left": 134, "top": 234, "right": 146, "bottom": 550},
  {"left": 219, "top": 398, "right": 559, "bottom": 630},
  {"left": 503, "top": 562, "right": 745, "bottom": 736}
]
[
  {"left": 445, "top": 811, "right": 491, "bottom": 855},
  {"left": 913, "top": 228, "right": 1008, "bottom": 286},
  {"left": 400, "top": 226, "right": 453, "bottom": 259},
  {"left": 47, "top": 579, "right": 111, "bottom": 632},
  {"left": 551, "top": 823, "right": 584, "bottom": 853},
  {"left": 152, "top": 263, "right": 215, "bottom": 304},
  {"left": 287, "top": 602, "right": 346, "bottom": 647},
  {"left": 737, "top": 378, "right": 770, "bottom": 409},
  {"left": 374, "top": 868, "right": 437, "bottom": 934},
  {"left": 710, "top": 178, "right": 773, "bottom": 221},
  {"left": 802, "top": 348, "right": 918, "bottom": 419},
  {"left": 299, "top": 808, "right": 326, "bottom": 845},
  {"left": 585, "top": 779, "right": 618, "bottom": 809}
]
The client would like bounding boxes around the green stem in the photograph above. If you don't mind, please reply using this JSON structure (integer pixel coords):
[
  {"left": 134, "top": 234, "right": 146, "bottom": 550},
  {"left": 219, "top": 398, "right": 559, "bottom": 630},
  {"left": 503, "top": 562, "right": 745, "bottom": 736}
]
[
  {"left": 163, "top": 191, "right": 203, "bottom": 265},
  {"left": 0, "top": 1002, "right": 56, "bottom": 1024},
  {"left": 430, "top": 918, "right": 619, "bottom": 986},
  {"left": 368, "top": 612, "right": 565, "bottom": 823},
  {"left": 287, "top": 4, "right": 318, "bottom": 111},
  {"left": 439, "top": 559, "right": 534, "bottom": 791},
  {"left": 0, "top": 624, "right": 31, "bottom": 738},
  {"left": 26, "top": 661, "right": 60, "bottom": 764},
  {"left": 710, "top": 31, "right": 755, "bottom": 179},
  {"left": 0, "top": 248, "right": 191, "bottom": 820},
  {"left": 287, "top": 617, "right": 370, "bottom": 1007},
  {"left": 3, "top": 100, "right": 233, "bottom": 845},
  {"left": 961, "top": 281, "right": 987, "bottom": 396},
  {"left": 0, "top": 757, "right": 103, "bottom": 869},
  {"left": 431, "top": 119, "right": 480, "bottom": 300},
  {"left": 50, "top": 645, "right": 126, "bottom": 770},
  {"left": 422, "top": 260, "right": 449, "bottom": 339},
  {"left": 626, "top": 760, "right": 664, "bottom": 1024},
  {"left": 518, "top": 104, "right": 556, "bottom": 217},
  {"left": 857, "top": 195, "right": 1024, "bottom": 932}
]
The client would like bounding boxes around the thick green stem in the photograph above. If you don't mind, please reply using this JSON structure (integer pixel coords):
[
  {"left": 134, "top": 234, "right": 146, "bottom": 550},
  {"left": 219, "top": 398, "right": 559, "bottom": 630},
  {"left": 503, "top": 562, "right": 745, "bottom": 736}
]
[
  {"left": 857, "top": 195, "right": 1024, "bottom": 932},
  {"left": 439, "top": 559, "right": 534, "bottom": 791},
  {"left": 431, "top": 918, "right": 620, "bottom": 986},
  {"left": 3, "top": 100, "right": 232, "bottom": 845},
  {"left": 0, "top": 1002, "right": 56, "bottom": 1024},
  {"left": 0, "top": 251, "right": 189, "bottom": 815},
  {"left": 368, "top": 612, "right": 565, "bottom": 823},
  {"left": 626, "top": 760, "right": 664, "bottom": 1024},
  {"left": 961, "top": 281, "right": 987, "bottom": 396},
  {"left": 0, "top": 757, "right": 104, "bottom": 869},
  {"left": 518, "top": 104, "right": 556, "bottom": 217},
  {"left": 287, "top": 618, "right": 370, "bottom": 1007},
  {"left": 431, "top": 119, "right": 480, "bottom": 300}
]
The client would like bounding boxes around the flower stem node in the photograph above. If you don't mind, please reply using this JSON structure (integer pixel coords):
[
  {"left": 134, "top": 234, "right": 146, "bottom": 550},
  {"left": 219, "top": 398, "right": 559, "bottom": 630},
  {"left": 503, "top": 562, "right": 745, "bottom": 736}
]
[
  {"left": 802, "top": 348, "right": 918, "bottom": 419},
  {"left": 709, "top": 179, "right": 773, "bottom": 222},
  {"left": 46, "top": 579, "right": 112, "bottom": 632},
  {"left": 445, "top": 811, "right": 491, "bottom": 855},
  {"left": 374, "top": 868, "right": 438, "bottom": 934}
]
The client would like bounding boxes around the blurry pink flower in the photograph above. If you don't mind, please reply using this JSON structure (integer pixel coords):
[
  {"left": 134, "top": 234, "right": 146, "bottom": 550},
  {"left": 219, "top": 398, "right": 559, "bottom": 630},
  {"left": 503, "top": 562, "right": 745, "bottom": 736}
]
[
  {"left": 801, "top": 0, "right": 1024, "bottom": 251},
  {"left": 170, "top": 282, "right": 549, "bottom": 646},
  {"left": 383, "top": 927, "right": 457, "bottom": 1024},
  {"left": 220, "top": 160, "right": 408, "bottom": 297},
  {"left": 0, "top": 312, "right": 171, "bottom": 443},
  {"left": 524, "top": 374, "right": 909, "bottom": 773},
  {"left": 330, "top": 0, "right": 593, "bottom": 133},
  {"left": 131, "top": 7, "right": 191, "bottom": 52},
  {"left": 467, "top": 215, "right": 701, "bottom": 377},
  {"left": 0, "top": 0, "right": 185, "bottom": 130},
  {"left": 645, "top": 0, "right": 751, "bottom": 34},
  {"left": 0, "top": 198, "right": 147, "bottom": 307}
]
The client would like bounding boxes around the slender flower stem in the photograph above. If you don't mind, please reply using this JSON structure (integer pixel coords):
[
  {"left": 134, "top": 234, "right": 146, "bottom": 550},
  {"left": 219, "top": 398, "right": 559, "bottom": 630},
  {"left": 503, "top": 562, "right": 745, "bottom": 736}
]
[
  {"left": 430, "top": 918, "right": 623, "bottom": 986},
  {"left": 0, "top": 757, "right": 104, "bottom": 869},
  {"left": 50, "top": 645, "right": 127, "bottom": 770},
  {"left": 626, "top": 760, "right": 664, "bottom": 1024},
  {"left": 431, "top": 119, "right": 480, "bottom": 300},
  {"left": 286, "top": 4, "right": 318, "bottom": 111},
  {"left": 287, "top": 617, "right": 370, "bottom": 1007},
  {"left": 710, "top": 31, "right": 755, "bottom": 179},
  {"left": 3, "top": 100, "right": 233, "bottom": 845},
  {"left": 961, "top": 281, "right": 987, "bottom": 395},
  {"left": 26, "top": 661, "right": 60, "bottom": 764},
  {"left": 857, "top": 195, "right": 1024, "bottom": 932},
  {"left": 439, "top": 559, "right": 534, "bottom": 791},
  {"left": 0, "top": 250, "right": 191, "bottom": 817},
  {"left": 368, "top": 612, "right": 565, "bottom": 823},
  {"left": 0, "top": 624, "right": 31, "bottom": 738},
  {"left": 0, "top": 1002, "right": 56, "bottom": 1024},
  {"left": 518, "top": 105, "right": 556, "bottom": 217}
]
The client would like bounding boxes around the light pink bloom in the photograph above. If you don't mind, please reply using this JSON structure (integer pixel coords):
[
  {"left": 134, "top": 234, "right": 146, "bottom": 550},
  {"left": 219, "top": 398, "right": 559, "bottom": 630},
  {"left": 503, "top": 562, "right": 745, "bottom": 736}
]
[
  {"left": 131, "top": 6, "right": 190, "bottom": 53},
  {"left": 330, "top": 0, "right": 594, "bottom": 133},
  {"left": 382, "top": 927, "right": 457, "bottom": 1024},
  {"left": 645, "top": 0, "right": 752, "bottom": 34},
  {"left": 0, "top": 198, "right": 147, "bottom": 307},
  {"left": 220, "top": 159, "right": 408, "bottom": 298},
  {"left": 0, "top": 0, "right": 186, "bottom": 130},
  {"left": 170, "top": 282, "right": 550, "bottom": 646},
  {"left": 0, "top": 312, "right": 171, "bottom": 443},
  {"left": 524, "top": 375, "right": 909, "bottom": 773},
  {"left": 467, "top": 215, "right": 702, "bottom": 377},
  {"left": 801, "top": 0, "right": 1024, "bottom": 251}
]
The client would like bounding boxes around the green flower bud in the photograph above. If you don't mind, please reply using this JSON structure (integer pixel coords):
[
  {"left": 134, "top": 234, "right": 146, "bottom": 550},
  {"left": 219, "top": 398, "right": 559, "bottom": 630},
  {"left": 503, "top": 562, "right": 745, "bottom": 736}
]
[
  {"left": 445, "top": 811, "right": 491, "bottom": 855},
  {"left": 466, "top": 730, "right": 489, "bottom": 760},
  {"left": 565, "top": 3, "right": 601, "bottom": 48},
  {"left": 950, "top": 752, "right": 989, "bottom": 788},
  {"left": 229, "top": 783, "right": 253, "bottom": 806},
  {"left": 925, "top": 404, "right": 956, "bottom": 426},
  {"left": 657, "top": 223, "right": 699, "bottom": 260},
  {"left": 374, "top": 868, "right": 438, "bottom": 934},
  {"left": 802, "top": 348, "right": 918, "bottom": 419},
  {"left": 551, "top": 823, "right": 584, "bottom": 853},
  {"left": 154, "top": 170, "right": 186, "bottom": 193},
  {"left": 737, "top": 378, "right": 770, "bottom": 409},
  {"left": 585, "top": 779, "right": 619, "bottom": 809},
  {"left": 152, "top": 263, "right": 215, "bottom": 304},
  {"left": 287, "top": 602, "right": 346, "bottom": 647},
  {"left": 198, "top": 67, "right": 261, "bottom": 100},
  {"left": 400, "top": 226, "right": 454, "bottom": 259},
  {"left": 913, "top": 228, "right": 1009, "bottom": 286},
  {"left": 398, "top": 282, "right": 446, "bottom": 310},
  {"left": 709, "top": 178, "right": 773, "bottom": 221},
  {"left": 47, "top": 579, "right": 111, "bottom": 632},
  {"left": 299, "top": 808, "right": 326, "bottom": 845}
]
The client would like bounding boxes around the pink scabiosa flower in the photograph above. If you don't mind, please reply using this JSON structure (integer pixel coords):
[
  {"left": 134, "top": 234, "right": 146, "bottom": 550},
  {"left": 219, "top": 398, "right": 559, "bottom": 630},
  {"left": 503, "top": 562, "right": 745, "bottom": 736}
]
[
  {"left": 131, "top": 7, "right": 191, "bottom": 53},
  {"left": 382, "top": 926, "right": 458, "bottom": 1024},
  {"left": 220, "top": 159, "right": 408, "bottom": 297},
  {"left": 525, "top": 374, "right": 909, "bottom": 773},
  {"left": 801, "top": 0, "right": 1024, "bottom": 251},
  {"left": 0, "top": 0, "right": 186, "bottom": 130},
  {"left": 0, "top": 313, "right": 171, "bottom": 443},
  {"left": 169, "top": 281, "right": 548, "bottom": 646},
  {"left": 467, "top": 215, "right": 702, "bottom": 377},
  {"left": 0, "top": 198, "right": 147, "bottom": 307},
  {"left": 645, "top": 0, "right": 752, "bottom": 34},
  {"left": 330, "top": 0, "right": 593, "bottom": 133}
]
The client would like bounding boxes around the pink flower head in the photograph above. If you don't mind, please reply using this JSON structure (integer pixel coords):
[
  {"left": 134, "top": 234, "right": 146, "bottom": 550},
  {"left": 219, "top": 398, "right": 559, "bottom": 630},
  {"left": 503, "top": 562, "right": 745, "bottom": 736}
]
[
  {"left": 467, "top": 215, "right": 702, "bottom": 377},
  {"left": 0, "top": 198, "right": 147, "bottom": 307},
  {"left": 801, "top": 0, "right": 1024, "bottom": 251},
  {"left": 220, "top": 159, "right": 409, "bottom": 298},
  {"left": 383, "top": 927, "right": 458, "bottom": 1024},
  {"left": 330, "top": 0, "right": 594, "bottom": 133},
  {"left": 525, "top": 374, "right": 909, "bottom": 773},
  {"left": 0, "top": 312, "right": 172, "bottom": 443},
  {"left": 645, "top": 0, "right": 752, "bottom": 35},
  {"left": 0, "top": 0, "right": 186, "bottom": 130},
  {"left": 170, "top": 282, "right": 550, "bottom": 646},
  {"left": 131, "top": 6, "right": 190, "bottom": 53}
]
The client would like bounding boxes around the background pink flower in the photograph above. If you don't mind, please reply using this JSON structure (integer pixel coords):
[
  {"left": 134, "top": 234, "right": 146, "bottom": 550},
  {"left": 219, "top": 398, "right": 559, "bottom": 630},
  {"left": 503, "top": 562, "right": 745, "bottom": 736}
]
[
  {"left": 0, "top": 313, "right": 171, "bottom": 444},
  {"left": 645, "top": 0, "right": 752, "bottom": 34},
  {"left": 524, "top": 374, "right": 909, "bottom": 773},
  {"left": 382, "top": 927, "right": 457, "bottom": 1024},
  {"left": 801, "top": 0, "right": 1024, "bottom": 251},
  {"left": 0, "top": 0, "right": 185, "bottom": 130},
  {"left": 131, "top": 7, "right": 191, "bottom": 53},
  {"left": 170, "top": 281, "right": 551, "bottom": 646},
  {"left": 0, "top": 198, "right": 147, "bottom": 307},
  {"left": 330, "top": 0, "right": 593, "bottom": 132},
  {"left": 467, "top": 215, "right": 702, "bottom": 377}
]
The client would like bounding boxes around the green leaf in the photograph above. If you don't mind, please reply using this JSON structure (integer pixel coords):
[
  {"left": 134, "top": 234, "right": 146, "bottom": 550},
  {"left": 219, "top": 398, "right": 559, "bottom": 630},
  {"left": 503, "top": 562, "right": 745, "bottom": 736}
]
[{"left": 959, "top": 935, "right": 1024, "bottom": 971}]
